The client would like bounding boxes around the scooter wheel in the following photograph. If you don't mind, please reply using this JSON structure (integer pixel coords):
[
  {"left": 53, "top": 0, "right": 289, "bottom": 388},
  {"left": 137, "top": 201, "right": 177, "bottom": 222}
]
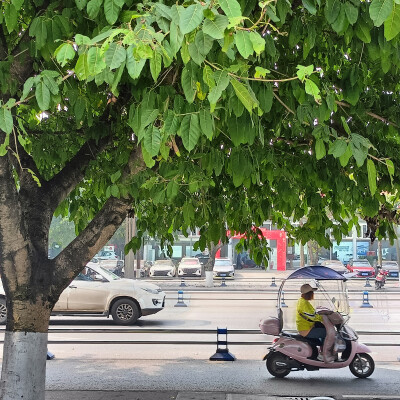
[
  {"left": 349, "top": 353, "right": 375, "bottom": 378},
  {"left": 375, "top": 282, "right": 380, "bottom": 290},
  {"left": 266, "top": 352, "right": 291, "bottom": 378}
]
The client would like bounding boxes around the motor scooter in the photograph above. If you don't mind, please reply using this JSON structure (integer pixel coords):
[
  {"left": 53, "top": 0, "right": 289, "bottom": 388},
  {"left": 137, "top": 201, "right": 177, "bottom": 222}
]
[
  {"left": 260, "top": 265, "right": 375, "bottom": 379},
  {"left": 375, "top": 267, "right": 389, "bottom": 290}
]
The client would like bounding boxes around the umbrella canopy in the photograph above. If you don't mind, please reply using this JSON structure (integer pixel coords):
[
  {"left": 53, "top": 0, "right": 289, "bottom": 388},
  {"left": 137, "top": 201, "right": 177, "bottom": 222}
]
[{"left": 287, "top": 265, "right": 347, "bottom": 281}]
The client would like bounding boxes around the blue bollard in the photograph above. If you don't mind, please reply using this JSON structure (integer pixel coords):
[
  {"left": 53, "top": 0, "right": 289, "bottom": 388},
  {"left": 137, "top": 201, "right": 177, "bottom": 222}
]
[
  {"left": 47, "top": 350, "right": 55, "bottom": 360},
  {"left": 360, "top": 291, "right": 373, "bottom": 308},
  {"left": 180, "top": 277, "right": 186, "bottom": 287},
  {"left": 364, "top": 277, "right": 371, "bottom": 287},
  {"left": 220, "top": 277, "right": 227, "bottom": 287},
  {"left": 209, "top": 328, "right": 236, "bottom": 361},
  {"left": 270, "top": 277, "right": 277, "bottom": 287},
  {"left": 174, "top": 290, "right": 187, "bottom": 307}
]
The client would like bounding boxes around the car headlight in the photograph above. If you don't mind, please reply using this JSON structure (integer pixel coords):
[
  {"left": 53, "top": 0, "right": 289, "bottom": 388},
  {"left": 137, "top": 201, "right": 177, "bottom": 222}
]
[{"left": 141, "top": 287, "right": 160, "bottom": 294}]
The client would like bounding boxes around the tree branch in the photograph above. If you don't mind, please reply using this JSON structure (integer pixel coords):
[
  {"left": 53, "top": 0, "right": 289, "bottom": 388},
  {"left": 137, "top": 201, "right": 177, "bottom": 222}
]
[{"left": 44, "top": 134, "right": 112, "bottom": 208}]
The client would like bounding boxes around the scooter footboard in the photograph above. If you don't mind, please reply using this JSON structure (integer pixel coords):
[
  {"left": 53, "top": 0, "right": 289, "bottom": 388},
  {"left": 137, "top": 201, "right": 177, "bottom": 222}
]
[{"left": 355, "top": 342, "right": 372, "bottom": 354}]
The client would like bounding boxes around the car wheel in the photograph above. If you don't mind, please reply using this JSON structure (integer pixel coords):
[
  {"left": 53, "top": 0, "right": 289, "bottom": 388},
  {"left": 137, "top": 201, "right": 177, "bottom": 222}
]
[
  {"left": 0, "top": 298, "right": 7, "bottom": 324},
  {"left": 266, "top": 352, "right": 291, "bottom": 378},
  {"left": 111, "top": 299, "right": 140, "bottom": 325},
  {"left": 349, "top": 353, "right": 375, "bottom": 378}
]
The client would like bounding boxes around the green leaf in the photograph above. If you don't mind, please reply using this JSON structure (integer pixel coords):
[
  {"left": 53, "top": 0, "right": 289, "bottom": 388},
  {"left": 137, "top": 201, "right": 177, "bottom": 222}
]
[
  {"left": 188, "top": 31, "right": 213, "bottom": 65},
  {"left": 104, "top": 0, "right": 121, "bottom": 25},
  {"left": 230, "top": 79, "right": 258, "bottom": 114},
  {"left": 181, "top": 64, "right": 197, "bottom": 103},
  {"left": 350, "top": 142, "right": 368, "bottom": 167},
  {"left": 179, "top": 3, "right": 204, "bottom": 34},
  {"left": 367, "top": 159, "right": 377, "bottom": 196},
  {"left": 126, "top": 46, "right": 146, "bottom": 79},
  {"left": 75, "top": 54, "right": 90, "bottom": 80},
  {"left": 55, "top": 43, "right": 76, "bottom": 67},
  {"left": 203, "top": 65, "right": 215, "bottom": 90},
  {"left": 344, "top": 2, "right": 358, "bottom": 25},
  {"left": 208, "top": 70, "right": 230, "bottom": 111},
  {"left": 144, "top": 126, "right": 161, "bottom": 157},
  {"left": 219, "top": 0, "right": 242, "bottom": 18},
  {"left": 31, "top": 18, "right": 48, "bottom": 49},
  {"left": 384, "top": 4, "right": 400, "bottom": 40},
  {"left": 21, "top": 77, "right": 35, "bottom": 101},
  {"left": 105, "top": 43, "right": 126, "bottom": 70},
  {"left": 234, "top": 30, "right": 253, "bottom": 58},
  {"left": 339, "top": 144, "right": 352, "bottom": 167},
  {"left": 164, "top": 111, "right": 180, "bottom": 135},
  {"left": 150, "top": 50, "right": 162, "bottom": 81},
  {"left": 315, "top": 139, "right": 326, "bottom": 160},
  {"left": 166, "top": 180, "right": 179, "bottom": 200},
  {"left": 341, "top": 116, "right": 352, "bottom": 135},
  {"left": 296, "top": 64, "right": 314, "bottom": 81},
  {"left": 305, "top": 79, "right": 321, "bottom": 101},
  {"left": 170, "top": 22, "right": 184, "bottom": 55},
  {"left": 0, "top": 107, "right": 13, "bottom": 134},
  {"left": 87, "top": 47, "right": 107, "bottom": 74},
  {"left": 41, "top": 71, "right": 59, "bottom": 95},
  {"left": 324, "top": 0, "right": 341, "bottom": 24},
  {"left": 110, "top": 184, "right": 120, "bottom": 198},
  {"left": 331, "top": 5, "right": 348, "bottom": 34},
  {"left": 199, "top": 109, "right": 214, "bottom": 140},
  {"left": 328, "top": 139, "right": 347, "bottom": 158},
  {"left": 11, "top": 0, "right": 24, "bottom": 11},
  {"left": 258, "top": 84, "right": 274, "bottom": 113},
  {"left": 355, "top": 18, "right": 372, "bottom": 43},
  {"left": 35, "top": 81, "right": 51, "bottom": 110},
  {"left": 203, "top": 15, "right": 229, "bottom": 39},
  {"left": 249, "top": 32, "right": 265, "bottom": 55},
  {"left": 5, "top": 3, "right": 18, "bottom": 33},
  {"left": 386, "top": 159, "right": 395, "bottom": 177},
  {"left": 87, "top": 0, "right": 103, "bottom": 19},
  {"left": 180, "top": 114, "right": 201, "bottom": 151},
  {"left": 369, "top": 0, "right": 393, "bottom": 27},
  {"left": 75, "top": 0, "right": 87, "bottom": 11},
  {"left": 302, "top": 0, "right": 317, "bottom": 15}
]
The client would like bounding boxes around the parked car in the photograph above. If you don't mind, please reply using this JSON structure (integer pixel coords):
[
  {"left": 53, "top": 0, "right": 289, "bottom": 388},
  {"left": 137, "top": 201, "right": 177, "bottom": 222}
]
[
  {"left": 381, "top": 261, "right": 399, "bottom": 279},
  {"left": 149, "top": 259, "right": 176, "bottom": 278},
  {"left": 178, "top": 257, "right": 202, "bottom": 277},
  {"left": 347, "top": 259, "right": 375, "bottom": 278},
  {"left": 213, "top": 258, "right": 235, "bottom": 279},
  {"left": 97, "top": 250, "right": 118, "bottom": 260},
  {"left": 320, "top": 259, "right": 347, "bottom": 274},
  {"left": 0, "top": 264, "right": 166, "bottom": 325}
]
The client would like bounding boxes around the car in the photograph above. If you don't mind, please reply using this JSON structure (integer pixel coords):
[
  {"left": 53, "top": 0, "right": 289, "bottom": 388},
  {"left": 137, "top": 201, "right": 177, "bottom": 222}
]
[
  {"left": 178, "top": 257, "right": 202, "bottom": 277},
  {"left": 0, "top": 264, "right": 166, "bottom": 325},
  {"left": 149, "top": 259, "right": 176, "bottom": 277},
  {"left": 347, "top": 259, "right": 375, "bottom": 278},
  {"left": 320, "top": 259, "right": 347, "bottom": 274},
  {"left": 381, "top": 261, "right": 399, "bottom": 278},
  {"left": 97, "top": 250, "right": 118, "bottom": 260},
  {"left": 213, "top": 258, "right": 235, "bottom": 279}
]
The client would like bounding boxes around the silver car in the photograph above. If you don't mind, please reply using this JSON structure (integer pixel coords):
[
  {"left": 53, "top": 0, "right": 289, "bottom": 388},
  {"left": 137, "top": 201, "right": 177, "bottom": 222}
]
[
  {"left": 213, "top": 258, "right": 235, "bottom": 279},
  {"left": 0, "top": 264, "right": 166, "bottom": 325}
]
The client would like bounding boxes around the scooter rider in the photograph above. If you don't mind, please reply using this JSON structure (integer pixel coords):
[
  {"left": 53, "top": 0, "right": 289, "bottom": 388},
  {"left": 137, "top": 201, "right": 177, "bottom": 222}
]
[{"left": 296, "top": 283, "right": 326, "bottom": 346}]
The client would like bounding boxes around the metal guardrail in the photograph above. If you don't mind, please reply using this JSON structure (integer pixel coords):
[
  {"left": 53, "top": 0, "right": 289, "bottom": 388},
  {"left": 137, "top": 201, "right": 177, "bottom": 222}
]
[{"left": 0, "top": 328, "right": 397, "bottom": 346}]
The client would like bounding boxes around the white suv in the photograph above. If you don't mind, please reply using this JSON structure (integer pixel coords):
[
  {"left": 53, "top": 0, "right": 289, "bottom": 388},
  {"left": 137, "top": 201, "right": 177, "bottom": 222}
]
[
  {"left": 178, "top": 257, "right": 202, "bottom": 277},
  {"left": 0, "top": 264, "right": 166, "bottom": 325}
]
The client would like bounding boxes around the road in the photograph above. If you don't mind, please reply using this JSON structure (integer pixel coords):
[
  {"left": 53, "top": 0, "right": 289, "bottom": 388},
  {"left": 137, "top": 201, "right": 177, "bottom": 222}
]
[{"left": 3, "top": 269, "right": 400, "bottom": 398}]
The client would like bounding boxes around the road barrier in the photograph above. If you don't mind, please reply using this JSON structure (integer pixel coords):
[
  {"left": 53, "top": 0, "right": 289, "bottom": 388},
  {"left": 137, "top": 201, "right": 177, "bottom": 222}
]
[
  {"left": 179, "top": 278, "right": 186, "bottom": 287},
  {"left": 220, "top": 277, "right": 227, "bottom": 287},
  {"left": 209, "top": 328, "right": 236, "bottom": 361},
  {"left": 270, "top": 277, "right": 277, "bottom": 287},
  {"left": 360, "top": 291, "right": 373, "bottom": 308},
  {"left": 174, "top": 290, "right": 187, "bottom": 307},
  {"left": 280, "top": 290, "right": 288, "bottom": 308},
  {"left": 365, "top": 277, "right": 372, "bottom": 287}
]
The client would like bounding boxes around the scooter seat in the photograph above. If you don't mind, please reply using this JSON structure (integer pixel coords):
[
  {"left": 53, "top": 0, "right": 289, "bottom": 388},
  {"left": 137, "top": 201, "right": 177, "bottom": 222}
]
[{"left": 281, "top": 331, "right": 321, "bottom": 346}]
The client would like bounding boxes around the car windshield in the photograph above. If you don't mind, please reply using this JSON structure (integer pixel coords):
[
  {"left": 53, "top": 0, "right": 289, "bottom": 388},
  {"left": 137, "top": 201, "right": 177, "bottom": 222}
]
[
  {"left": 215, "top": 260, "right": 232, "bottom": 266},
  {"left": 99, "top": 266, "right": 121, "bottom": 280},
  {"left": 353, "top": 262, "right": 370, "bottom": 267},
  {"left": 181, "top": 260, "right": 199, "bottom": 265},
  {"left": 154, "top": 260, "right": 173, "bottom": 266}
]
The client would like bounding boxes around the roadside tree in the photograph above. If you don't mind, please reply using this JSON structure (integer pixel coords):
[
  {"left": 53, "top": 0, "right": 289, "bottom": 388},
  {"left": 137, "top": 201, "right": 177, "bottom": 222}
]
[{"left": 1, "top": 0, "right": 400, "bottom": 399}]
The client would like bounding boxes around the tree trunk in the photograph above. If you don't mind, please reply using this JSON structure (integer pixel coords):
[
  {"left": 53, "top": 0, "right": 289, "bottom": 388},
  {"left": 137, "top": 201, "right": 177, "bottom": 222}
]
[
  {"left": 377, "top": 240, "right": 383, "bottom": 267},
  {"left": 203, "top": 242, "right": 223, "bottom": 287},
  {"left": 0, "top": 301, "right": 51, "bottom": 400},
  {"left": 396, "top": 226, "right": 400, "bottom": 285},
  {"left": 300, "top": 242, "right": 305, "bottom": 267}
]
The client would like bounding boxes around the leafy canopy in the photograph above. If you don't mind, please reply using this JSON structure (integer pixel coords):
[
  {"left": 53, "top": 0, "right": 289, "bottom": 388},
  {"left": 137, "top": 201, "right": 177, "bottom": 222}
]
[{"left": 1, "top": 0, "right": 400, "bottom": 262}]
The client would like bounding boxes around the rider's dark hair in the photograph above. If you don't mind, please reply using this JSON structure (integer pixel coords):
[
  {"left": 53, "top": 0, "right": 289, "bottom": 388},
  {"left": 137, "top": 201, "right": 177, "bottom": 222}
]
[{"left": 302, "top": 291, "right": 314, "bottom": 301}]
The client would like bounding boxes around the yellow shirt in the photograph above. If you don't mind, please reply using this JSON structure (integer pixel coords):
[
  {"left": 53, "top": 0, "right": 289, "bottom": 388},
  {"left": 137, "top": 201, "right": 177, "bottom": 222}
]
[{"left": 296, "top": 297, "right": 322, "bottom": 335}]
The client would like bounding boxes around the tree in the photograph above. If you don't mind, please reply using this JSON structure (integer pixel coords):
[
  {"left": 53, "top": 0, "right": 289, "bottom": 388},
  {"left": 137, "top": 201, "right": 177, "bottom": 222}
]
[{"left": 1, "top": 0, "right": 400, "bottom": 398}]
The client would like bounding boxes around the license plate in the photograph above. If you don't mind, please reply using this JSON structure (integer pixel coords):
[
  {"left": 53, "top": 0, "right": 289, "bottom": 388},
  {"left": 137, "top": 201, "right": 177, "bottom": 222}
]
[
  {"left": 360, "top": 272, "right": 368, "bottom": 276},
  {"left": 220, "top": 273, "right": 226, "bottom": 277}
]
